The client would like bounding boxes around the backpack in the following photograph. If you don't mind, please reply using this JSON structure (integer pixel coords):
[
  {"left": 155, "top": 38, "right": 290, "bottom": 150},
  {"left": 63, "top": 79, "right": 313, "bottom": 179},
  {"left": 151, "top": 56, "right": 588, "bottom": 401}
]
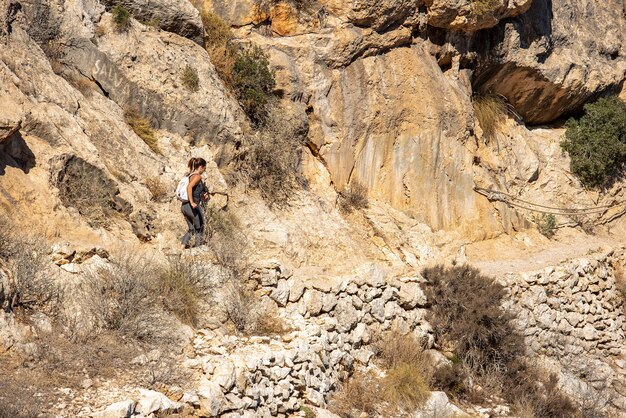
[{"left": 175, "top": 174, "right": 190, "bottom": 202}]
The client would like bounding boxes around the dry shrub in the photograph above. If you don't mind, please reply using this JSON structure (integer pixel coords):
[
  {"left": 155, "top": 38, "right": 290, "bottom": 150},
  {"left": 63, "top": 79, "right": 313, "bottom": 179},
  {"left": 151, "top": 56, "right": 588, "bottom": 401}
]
[
  {"left": 0, "top": 216, "right": 54, "bottom": 312},
  {"left": 330, "top": 371, "right": 384, "bottom": 417},
  {"left": 423, "top": 264, "right": 579, "bottom": 415},
  {"left": 55, "top": 155, "right": 130, "bottom": 228},
  {"left": 202, "top": 12, "right": 236, "bottom": 85},
  {"left": 203, "top": 205, "right": 249, "bottom": 279},
  {"left": 0, "top": 398, "right": 39, "bottom": 418},
  {"left": 223, "top": 281, "right": 288, "bottom": 336},
  {"left": 473, "top": 94, "right": 509, "bottom": 142},
  {"left": 84, "top": 254, "right": 161, "bottom": 341},
  {"left": 237, "top": 108, "right": 307, "bottom": 206},
  {"left": 83, "top": 252, "right": 216, "bottom": 340},
  {"left": 155, "top": 255, "right": 215, "bottom": 327},
  {"left": 422, "top": 264, "right": 523, "bottom": 376},
  {"left": 508, "top": 365, "right": 579, "bottom": 418},
  {"left": 146, "top": 176, "right": 168, "bottom": 202},
  {"left": 208, "top": 44, "right": 236, "bottom": 86},
  {"left": 125, "top": 109, "right": 160, "bottom": 154},
  {"left": 338, "top": 181, "right": 369, "bottom": 213}
]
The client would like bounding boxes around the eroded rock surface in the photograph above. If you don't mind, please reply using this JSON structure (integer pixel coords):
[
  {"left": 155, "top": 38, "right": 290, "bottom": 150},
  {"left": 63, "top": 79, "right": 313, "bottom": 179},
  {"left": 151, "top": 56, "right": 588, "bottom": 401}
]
[{"left": 474, "top": 0, "right": 626, "bottom": 124}]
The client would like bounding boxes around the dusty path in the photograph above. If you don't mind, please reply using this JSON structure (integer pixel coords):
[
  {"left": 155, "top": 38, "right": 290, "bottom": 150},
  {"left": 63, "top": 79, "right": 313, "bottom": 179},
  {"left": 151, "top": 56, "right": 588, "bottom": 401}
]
[{"left": 465, "top": 229, "right": 622, "bottom": 276}]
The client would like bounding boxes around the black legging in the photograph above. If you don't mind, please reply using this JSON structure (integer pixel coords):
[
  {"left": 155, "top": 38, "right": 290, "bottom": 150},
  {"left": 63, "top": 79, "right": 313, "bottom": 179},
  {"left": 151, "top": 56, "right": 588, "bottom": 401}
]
[{"left": 181, "top": 202, "right": 204, "bottom": 246}]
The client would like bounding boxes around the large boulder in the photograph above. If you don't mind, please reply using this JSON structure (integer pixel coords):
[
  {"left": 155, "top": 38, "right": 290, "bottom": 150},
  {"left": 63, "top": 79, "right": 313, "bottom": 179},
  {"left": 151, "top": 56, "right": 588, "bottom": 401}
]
[
  {"left": 474, "top": 0, "right": 626, "bottom": 124},
  {"left": 101, "top": 0, "right": 204, "bottom": 44}
]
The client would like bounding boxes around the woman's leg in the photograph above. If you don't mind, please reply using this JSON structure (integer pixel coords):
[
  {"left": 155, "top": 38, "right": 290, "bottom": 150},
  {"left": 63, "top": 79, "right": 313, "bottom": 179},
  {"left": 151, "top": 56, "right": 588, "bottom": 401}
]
[
  {"left": 193, "top": 206, "right": 205, "bottom": 247},
  {"left": 181, "top": 203, "right": 195, "bottom": 246}
]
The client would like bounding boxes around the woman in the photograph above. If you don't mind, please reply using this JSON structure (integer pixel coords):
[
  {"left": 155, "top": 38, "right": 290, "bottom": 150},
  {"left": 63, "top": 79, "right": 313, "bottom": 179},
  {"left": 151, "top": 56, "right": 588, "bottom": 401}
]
[{"left": 181, "top": 157, "right": 209, "bottom": 248}]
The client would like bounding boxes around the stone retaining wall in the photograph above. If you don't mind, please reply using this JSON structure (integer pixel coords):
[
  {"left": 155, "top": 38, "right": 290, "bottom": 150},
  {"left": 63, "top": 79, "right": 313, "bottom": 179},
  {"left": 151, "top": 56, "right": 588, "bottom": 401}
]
[
  {"left": 187, "top": 262, "right": 433, "bottom": 417},
  {"left": 503, "top": 248, "right": 626, "bottom": 409}
]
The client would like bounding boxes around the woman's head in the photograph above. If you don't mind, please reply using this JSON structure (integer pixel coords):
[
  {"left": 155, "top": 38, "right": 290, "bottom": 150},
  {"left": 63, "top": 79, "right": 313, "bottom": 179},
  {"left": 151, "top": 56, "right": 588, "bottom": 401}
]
[{"left": 188, "top": 157, "right": 207, "bottom": 173}]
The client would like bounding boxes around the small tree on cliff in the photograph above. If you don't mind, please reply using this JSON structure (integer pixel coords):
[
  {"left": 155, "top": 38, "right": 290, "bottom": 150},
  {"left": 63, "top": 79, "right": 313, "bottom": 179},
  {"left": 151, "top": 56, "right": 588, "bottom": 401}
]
[{"left": 561, "top": 96, "right": 626, "bottom": 188}]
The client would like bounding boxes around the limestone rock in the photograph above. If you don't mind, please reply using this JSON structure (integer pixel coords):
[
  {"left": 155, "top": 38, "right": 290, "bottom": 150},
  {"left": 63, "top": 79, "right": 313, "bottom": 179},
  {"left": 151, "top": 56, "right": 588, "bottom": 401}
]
[
  {"left": 475, "top": 0, "right": 626, "bottom": 124},
  {"left": 0, "top": 96, "right": 22, "bottom": 143},
  {"left": 197, "top": 379, "right": 227, "bottom": 417},
  {"left": 135, "top": 389, "right": 183, "bottom": 415},
  {"left": 412, "top": 391, "right": 467, "bottom": 418},
  {"left": 92, "top": 400, "right": 135, "bottom": 418},
  {"left": 426, "top": 0, "right": 532, "bottom": 32},
  {"left": 101, "top": 0, "right": 204, "bottom": 44}
]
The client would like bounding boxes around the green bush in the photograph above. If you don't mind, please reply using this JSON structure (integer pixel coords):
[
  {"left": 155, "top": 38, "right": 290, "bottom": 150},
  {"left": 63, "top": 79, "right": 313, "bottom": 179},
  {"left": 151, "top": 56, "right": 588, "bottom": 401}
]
[
  {"left": 233, "top": 46, "right": 276, "bottom": 125},
  {"left": 181, "top": 65, "right": 200, "bottom": 92},
  {"left": 112, "top": 5, "right": 131, "bottom": 32},
  {"left": 535, "top": 213, "right": 557, "bottom": 238},
  {"left": 561, "top": 97, "right": 626, "bottom": 188}
]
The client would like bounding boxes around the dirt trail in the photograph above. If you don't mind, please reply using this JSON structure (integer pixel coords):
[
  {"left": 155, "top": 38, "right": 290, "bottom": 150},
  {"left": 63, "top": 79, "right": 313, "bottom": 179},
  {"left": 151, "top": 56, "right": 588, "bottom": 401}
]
[{"left": 465, "top": 229, "right": 622, "bottom": 276}]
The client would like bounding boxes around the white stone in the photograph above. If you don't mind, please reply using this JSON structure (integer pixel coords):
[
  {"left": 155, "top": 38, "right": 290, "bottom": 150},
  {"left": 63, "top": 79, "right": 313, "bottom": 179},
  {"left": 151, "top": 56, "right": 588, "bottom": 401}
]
[
  {"left": 197, "top": 379, "right": 227, "bottom": 417},
  {"left": 214, "top": 360, "right": 236, "bottom": 391},
  {"left": 91, "top": 400, "right": 135, "bottom": 418},
  {"left": 135, "top": 389, "right": 182, "bottom": 415},
  {"left": 412, "top": 391, "right": 468, "bottom": 418}
]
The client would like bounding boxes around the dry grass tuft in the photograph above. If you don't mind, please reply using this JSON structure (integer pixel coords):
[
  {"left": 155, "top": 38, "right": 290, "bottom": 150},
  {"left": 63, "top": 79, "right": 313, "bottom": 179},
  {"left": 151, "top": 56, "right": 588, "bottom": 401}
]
[
  {"left": 338, "top": 181, "right": 369, "bottom": 213},
  {"left": 181, "top": 65, "right": 200, "bottom": 92},
  {"left": 154, "top": 255, "right": 214, "bottom": 327},
  {"left": 146, "top": 176, "right": 168, "bottom": 202},
  {"left": 330, "top": 371, "right": 384, "bottom": 417},
  {"left": 125, "top": 109, "right": 160, "bottom": 154},
  {"left": 473, "top": 94, "right": 509, "bottom": 142},
  {"left": 201, "top": 12, "right": 236, "bottom": 86},
  {"left": 382, "top": 363, "right": 431, "bottom": 412}
]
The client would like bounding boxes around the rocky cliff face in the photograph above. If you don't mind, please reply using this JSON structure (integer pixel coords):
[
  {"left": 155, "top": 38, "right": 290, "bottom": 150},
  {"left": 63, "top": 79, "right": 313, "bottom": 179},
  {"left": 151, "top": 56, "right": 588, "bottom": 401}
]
[{"left": 1, "top": 0, "right": 626, "bottom": 416}]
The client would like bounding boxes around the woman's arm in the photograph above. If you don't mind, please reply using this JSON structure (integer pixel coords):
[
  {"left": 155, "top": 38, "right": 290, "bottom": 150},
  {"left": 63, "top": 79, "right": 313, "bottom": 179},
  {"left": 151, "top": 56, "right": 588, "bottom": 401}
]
[{"left": 187, "top": 174, "right": 201, "bottom": 208}]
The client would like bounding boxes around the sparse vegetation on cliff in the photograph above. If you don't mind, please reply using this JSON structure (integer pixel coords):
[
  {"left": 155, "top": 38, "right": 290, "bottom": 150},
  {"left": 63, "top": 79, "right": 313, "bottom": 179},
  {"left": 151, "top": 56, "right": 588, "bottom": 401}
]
[
  {"left": 181, "top": 65, "right": 200, "bottom": 92},
  {"left": 535, "top": 213, "right": 557, "bottom": 238},
  {"left": 338, "top": 181, "right": 369, "bottom": 213},
  {"left": 472, "top": 0, "right": 500, "bottom": 15},
  {"left": 233, "top": 46, "right": 276, "bottom": 125},
  {"left": 561, "top": 96, "right": 626, "bottom": 188},
  {"left": 201, "top": 12, "right": 236, "bottom": 86},
  {"left": 236, "top": 108, "right": 307, "bottom": 206},
  {"left": 473, "top": 93, "right": 509, "bottom": 142},
  {"left": 112, "top": 5, "right": 131, "bottom": 32},
  {"left": 125, "top": 109, "right": 160, "bottom": 154}
]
